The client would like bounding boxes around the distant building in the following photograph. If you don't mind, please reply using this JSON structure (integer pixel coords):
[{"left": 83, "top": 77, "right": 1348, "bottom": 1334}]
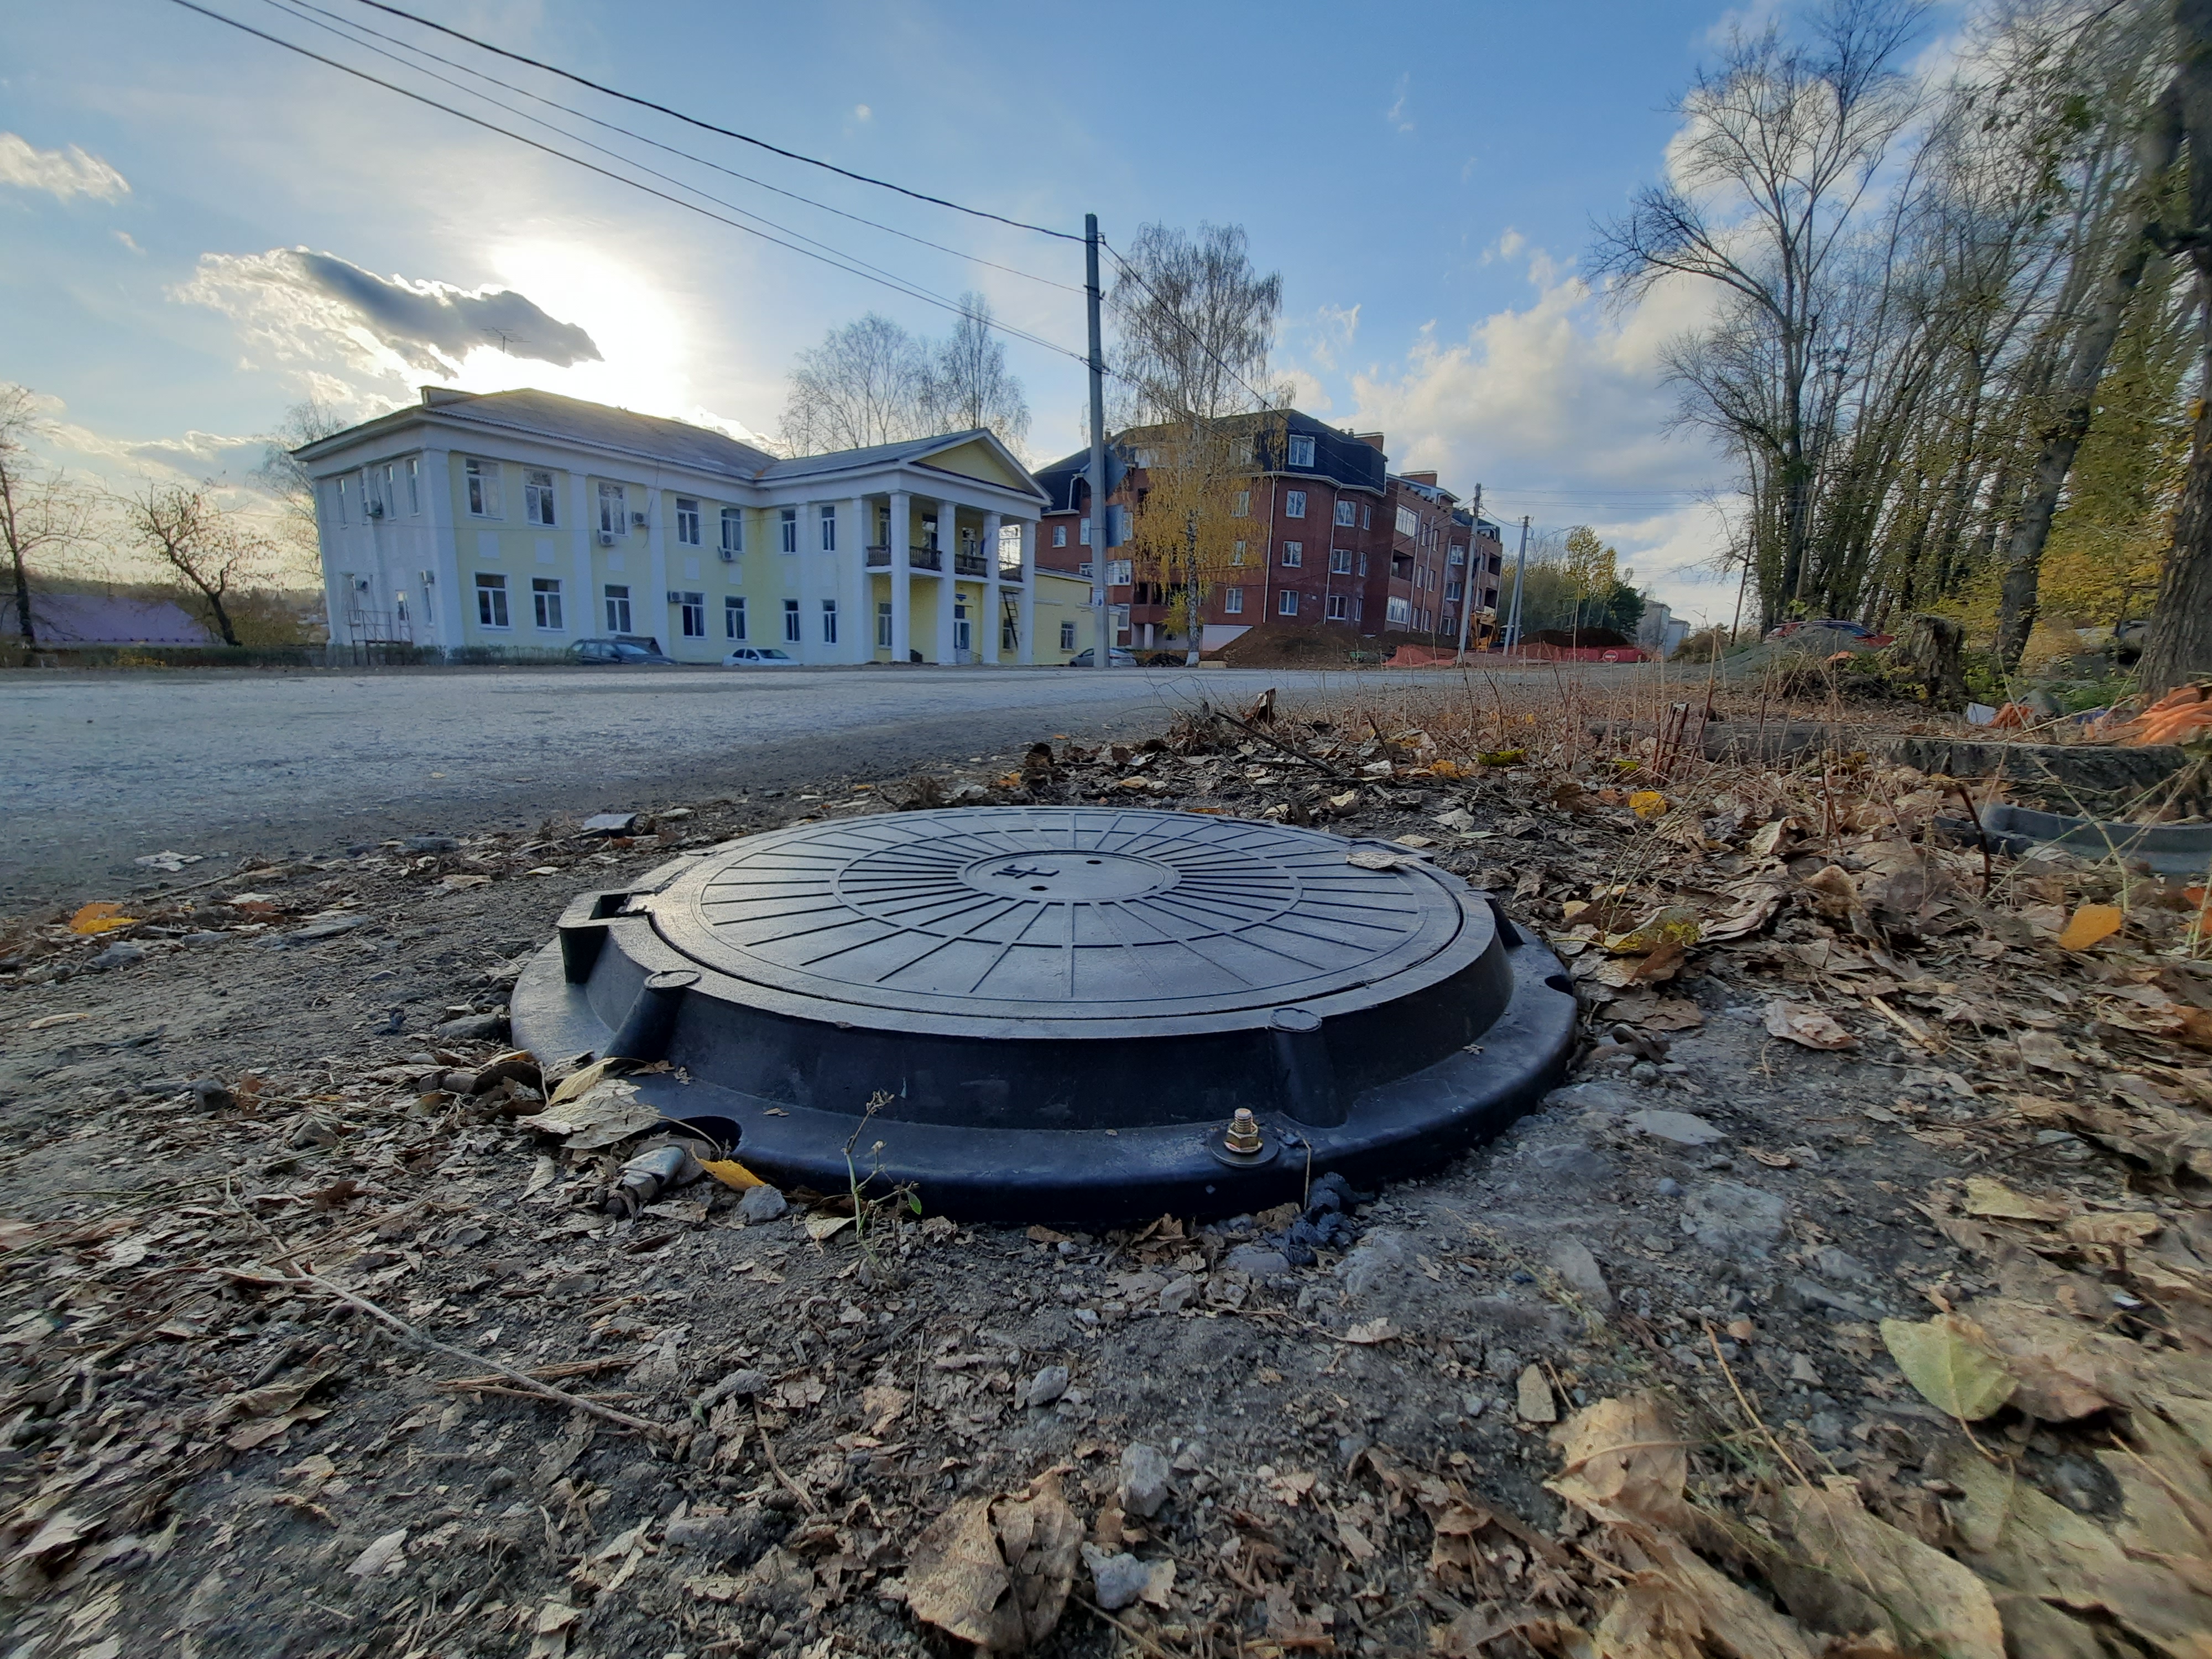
[
  {"left": 24, "top": 593, "right": 212, "bottom": 646},
  {"left": 1637, "top": 602, "right": 1691, "bottom": 659},
  {"left": 293, "top": 386, "right": 1094, "bottom": 665}
]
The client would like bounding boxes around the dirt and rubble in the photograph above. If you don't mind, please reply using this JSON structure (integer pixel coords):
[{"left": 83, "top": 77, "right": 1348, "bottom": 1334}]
[{"left": 1, "top": 685, "right": 2209, "bottom": 1659}]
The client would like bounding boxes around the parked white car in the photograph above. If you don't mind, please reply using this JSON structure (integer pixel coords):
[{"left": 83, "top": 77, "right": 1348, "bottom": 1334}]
[{"left": 722, "top": 646, "right": 800, "bottom": 667}]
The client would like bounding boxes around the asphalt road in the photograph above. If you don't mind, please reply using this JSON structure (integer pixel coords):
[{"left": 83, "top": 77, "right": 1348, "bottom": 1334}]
[{"left": 3, "top": 662, "right": 1528, "bottom": 904}]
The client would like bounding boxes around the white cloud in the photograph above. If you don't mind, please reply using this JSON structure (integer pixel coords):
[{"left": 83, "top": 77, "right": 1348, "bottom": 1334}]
[
  {"left": 0, "top": 132, "right": 129, "bottom": 203},
  {"left": 1385, "top": 75, "right": 1415, "bottom": 134},
  {"left": 1289, "top": 303, "right": 1361, "bottom": 373},
  {"left": 1479, "top": 228, "right": 1527, "bottom": 267},
  {"left": 854, "top": 104, "right": 873, "bottom": 122},
  {"left": 1347, "top": 243, "right": 1741, "bottom": 623},
  {"left": 112, "top": 229, "right": 144, "bottom": 255}
]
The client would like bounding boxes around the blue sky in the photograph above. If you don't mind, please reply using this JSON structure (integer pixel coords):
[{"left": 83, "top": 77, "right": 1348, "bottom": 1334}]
[{"left": 2, "top": 0, "right": 1764, "bottom": 619}]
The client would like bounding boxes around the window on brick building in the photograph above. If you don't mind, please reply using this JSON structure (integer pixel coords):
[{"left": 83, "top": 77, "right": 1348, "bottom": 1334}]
[
  {"left": 1223, "top": 587, "right": 1244, "bottom": 614},
  {"left": 1278, "top": 590, "right": 1298, "bottom": 617},
  {"left": 1287, "top": 434, "right": 1315, "bottom": 467},
  {"left": 1334, "top": 499, "right": 1356, "bottom": 526},
  {"left": 1284, "top": 489, "right": 1306, "bottom": 518},
  {"left": 1280, "top": 541, "right": 1302, "bottom": 567},
  {"left": 1330, "top": 547, "right": 1353, "bottom": 574}
]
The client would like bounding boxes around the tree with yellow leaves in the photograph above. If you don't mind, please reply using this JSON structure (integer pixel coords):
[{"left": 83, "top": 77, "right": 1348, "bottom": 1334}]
[{"left": 1123, "top": 413, "right": 1284, "bottom": 662}]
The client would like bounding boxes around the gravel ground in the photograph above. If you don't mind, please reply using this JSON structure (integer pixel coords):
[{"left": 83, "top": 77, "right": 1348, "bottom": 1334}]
[{"left": 1, "top": 709, "right": 2205, "bottom": 1658}]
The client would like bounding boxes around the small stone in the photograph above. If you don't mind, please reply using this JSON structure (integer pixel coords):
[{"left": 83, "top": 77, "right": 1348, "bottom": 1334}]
[
  {"left": 1462, "top": 1392, "right": 1488, "bottom": 1418},
  {"left": 1223, "top": 1244, "right": 1291, "bottom": 1278},
  {"left": 1808, "top": 1411, "right": 1846, "bottom": 1446},
  {"left": 1335, "top": 1232, "right": 1410, "bottom": 1298},
  {"left": 1520, "top": 1141, "right": 1615, "bottom": 1187},
  {"left": 190, "top": 1077, "right": 234, "bottom": 1110},
  {"left": 1546, "top": 1239, "right": 1613, "bottom": 1311},
  {"left": 1626, "top": 1108, "right": 1726, "bottom": 1146},
  {"left": 1119, "top": 1442, "right": 1171, "bottom": 1519},
  {"left": 1683, "top": 1180, "right": 1788, "bottom": 1256},
  {"left": 1486, "top": 1346, "right": 1521, "bottom": 1380},
  {"left": 664, "top": 1512, "right": 732, "bottom": 1551},
  {"left": 434, "top": 1010, "right": 507, "bottom": 1042},
  {"left": 1073, "top": 1308, "right": 1099, "bottom": 1328},
  {"left": 1159, "top": 1276, "right": 1198, "bottom": 1314},
  {"left": 87, "top": 942, "right": 146, "bottom": 973},
  {"left": 1082, "top": 1545, "right": 1152, "bottom": 1613},
  {"left": 735, "top": 1185, "right": 789, "bottom": 1224},
  {"left": 1656, "top": 1177, "right": 1683, "bottom": 1198},
  {"left": 1811, "top": 1245, "right": 1872, "bottom": 1283},
  {"left": 1516, "top": 1365, "right": 1557, "bottom": 1423},
  {"left": 289, "top": 1117, "right": 341, "bottom": 1150},
  {"left": 697, "top": 1369, "right": 768, "bottom": 1407},
  {"left": 1025, "top": 1366, "right": 1070, "bottom": 1408},
  {"left": 1629, "top": 1061, "right": 1662, "bottom": 1085}
]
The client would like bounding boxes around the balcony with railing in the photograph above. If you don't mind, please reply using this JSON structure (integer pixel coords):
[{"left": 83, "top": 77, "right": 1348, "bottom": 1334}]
[{"left": 863, "top": 542, "right": 1025, "bottom": 580}]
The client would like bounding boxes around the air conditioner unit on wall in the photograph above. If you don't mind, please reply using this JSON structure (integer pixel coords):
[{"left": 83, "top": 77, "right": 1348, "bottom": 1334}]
[
  {"left": 718, "top": 547, "right": 735, "bottom": 563},
  {"left": 598, "top": 531, "right": 616, "bottom": 547},
  {"left": 630, "top": 512, "right": 648, "bottom": 528},
  {"left": 419, "top": 570, "right": 435, "bottom": 586}
]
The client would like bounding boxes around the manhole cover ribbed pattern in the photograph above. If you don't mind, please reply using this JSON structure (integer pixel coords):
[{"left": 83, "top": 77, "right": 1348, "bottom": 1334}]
[{"left": 648, "top": 807, "right": 1470, "bottom": 1020}]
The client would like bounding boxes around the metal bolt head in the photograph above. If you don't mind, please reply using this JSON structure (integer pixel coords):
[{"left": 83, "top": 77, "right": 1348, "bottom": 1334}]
[{"left": 1224, "top": 1108, "right": 1262, "bottom": 1155}]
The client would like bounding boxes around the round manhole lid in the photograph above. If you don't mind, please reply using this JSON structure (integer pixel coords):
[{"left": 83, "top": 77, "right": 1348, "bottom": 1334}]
[{"left": 644, "top": 807, "right": 1482, "bottom": 1023}]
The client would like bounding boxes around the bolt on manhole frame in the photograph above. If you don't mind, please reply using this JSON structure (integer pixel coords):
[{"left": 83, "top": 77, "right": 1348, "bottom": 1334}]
[{"left": 511, "top": 807, "right": 1577, "bottom": 1224}]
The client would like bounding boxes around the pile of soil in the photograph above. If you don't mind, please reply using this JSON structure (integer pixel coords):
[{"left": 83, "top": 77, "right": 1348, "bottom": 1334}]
[{"left": 1209, "top": 624, "right": 1373, "bottom": 670}]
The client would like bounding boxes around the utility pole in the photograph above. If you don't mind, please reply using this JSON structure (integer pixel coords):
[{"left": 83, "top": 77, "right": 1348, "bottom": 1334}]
[
  {"left": 1085, "top": 212, "right": 1112, "bottom": 669},
  {"left": 1452, "top": 483, "right": 1482, "bottom": 664},
  {"left": 1503, "top": 515, "right": 1531, "bottom": 653}
]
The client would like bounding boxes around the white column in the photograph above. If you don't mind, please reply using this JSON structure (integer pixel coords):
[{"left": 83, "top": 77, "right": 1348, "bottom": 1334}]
[
  {"left": 1016, "top": 518, "right": 1036, "bottom": 664},
  {"left": 644, "top": 486, "right": 669, "bottom": 652},
  {"left": 796, "top": 499, "right": 818, "bottom": 664},
  {"left": 419, "top": 447, "right": 465, "bottom": 650},
  {"left": 933, "top": 500, "right": 957, "bottom": 664},
  {"left": 570, "top": 471, "right": 592, "bottom": 643},
  {"left": 846, "top": 494, "right": 869, "bottom": 662},
  {"left": 981, "top": 510, "right": 1002, "bottom": 665},
  {"left": 888, "top": 490, "right": 911, "bottom": 663}
]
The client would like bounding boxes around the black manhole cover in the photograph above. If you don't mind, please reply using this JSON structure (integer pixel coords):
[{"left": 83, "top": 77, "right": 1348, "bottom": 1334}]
[{"left": 513, "top": 807, "right": 1575, "bottom": 1223}]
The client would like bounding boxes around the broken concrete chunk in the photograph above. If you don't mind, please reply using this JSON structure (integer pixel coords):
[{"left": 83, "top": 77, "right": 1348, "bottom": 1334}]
[
  {"left": 1119, "top": 1442, "right": 1171, "bottom": 1519},
  {"left": 1025, "top": 1366, "right": 1070, "bottom": 1408},
  {"left": 1223, "top": 1244, "right": 1292, "bottom": 1278},
  {"left": 1516, "top": 1365, "right": 1557, "bottom": 1423},
  {"left": 1158, "top": 1275, "right": 1199, "bottom": 1314},
  {"left": 1081, "top": 1544, "right": 1152, "bottom": 1613},
  {"left": 1626, "top": 1108, "right": 1726, "bottom": 1146},
  {"left": 581, "top": 813, "right": 642, "bottom": 837}
]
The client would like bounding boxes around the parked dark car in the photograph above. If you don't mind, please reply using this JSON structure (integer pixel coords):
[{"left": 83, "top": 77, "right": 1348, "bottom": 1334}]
[{"left": 571, "top": 637, "right": 676, "bottom": 665}]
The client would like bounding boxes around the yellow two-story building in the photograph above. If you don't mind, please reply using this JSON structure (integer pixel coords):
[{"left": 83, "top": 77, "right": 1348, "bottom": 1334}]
[{"left": 296, "top": 386, "right": 1099, "bottom": 666}]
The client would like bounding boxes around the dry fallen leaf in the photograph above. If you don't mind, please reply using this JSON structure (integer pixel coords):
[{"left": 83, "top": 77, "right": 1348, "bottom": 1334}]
[
  {"left": 1778, "top": 1481, "right": 2004, "bottom": 1659},
  {"left": 1629, "top": 790, "right": 1670, "bottom": 821},
  {"left": 906, "top": 1472, "right": 1081, "bottom": 1653},
  {"left": 67, "top": 901, "right": 138, "bottom": 936},
  {"left": 2057, "top": 904, "right": 2124, "bottom": 952},
  {"left": 1765, "top": 1001, "right": 1858, "bottom": 1050},
  {"left": 1344, "top": 1318, "right": 1399, "bottom": 1345},
  {"left": 699, "top": 1157, "right": 765, "bottom": 1192},
  {"left": 1880, "top": 1315, "right": 2017, "bottom": 1421},
  {"left": 1548, "top": 1394, "right": 1692, "bottom": 1533},
  {"left": 1961, "top": 1176, "right": 2068, "bottom": 1224}
]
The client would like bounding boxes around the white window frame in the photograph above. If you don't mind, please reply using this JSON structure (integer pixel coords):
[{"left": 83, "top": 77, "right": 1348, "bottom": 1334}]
[
  {"left": 525, "top": 469, "right": 557, "bottom": 527},
  {"left": 474, "top": 571, "right": 509, "bottom": 628},
  {"left": 598, "top": 483, "right": 627, "bottom": 536},
  {"left": 1386, "top": 596, "right": 1411, "bottom": 625},
  {"left": 1361, "top": 504, "right": 1373, "bottom": 529},
  {"left": 1223, "top": 586, "right": 1244, "bottom": 615},
  {"left": 1058, "top": 620, "right": 1077, "bottom": 650},
  {"left": 531, "top": 576, "right": 564, "bottom": 631},
  {"left": 1287, "top": 434, "right": 1316, "bottom": 467},
  {"left": 1283, "top": 489, "right": 1306, "bottom": 519},
  {"left": 819, "top": 504, "right": 837, "bottom": 551},
  {"left": 782, "top": 598, "right": 801, "bottom": 643},
  {"left": 876, "top": 601, "right": 893, "bottom": 649},
  {"left": 1329, "top": 547, "right": 1353, "bottom": 574},
  {"left": 604, "top": 583, "right": 632, "bottom": 633},
  {"left": 675, "top": 497, "right": 702, "bottom": 546},
  {"left": 1395, "top": 505, "right": 1420, "bottom": 538},
  {"left": 679, "top": 591, "right": 707, "bottom": 638},
  {"left": 779, "top": 507, "right": 799, "bottom": 552},
  {"left": 1079, "top": 517, "right": 1092, "bottom": 546},
  {"left": 725, "top": 596, "right": 747, "bottom": 640},
  {"left": 1232, "top": 491, "right": 1250, "bottom": 518},
  {"left": 1449, "top": 544, "right": 1467, "bottom": 565},
  {"left": 821, "top": 598, "right": 838, "bottom": 644},
  {"left": 1107, "top": 558, "right": 1133, "bottom": 586},
  {"left": 1280, "top": 541, "right": 1302, "bottom": 567},
  {"left": 405, "top": 457, "right": 420, "bottom": 515},
  {"left": 1333, "top": 498, "right": 1356, "bottom": 527},
  {"left": 464, "top": 458, "right": 501, "bottom": 518},
  {"left": 1231, "top": 541, "right": 1246, "bottom": 567},
  {"left": 1327, "top": 593, "right": 1350, "bottom": 621},
  {"left": 720, "top": 507, "right": 744, "bottom": 555},
  {"left": 1052, "top": 523, "right": 1068, "bottom": 547},
  {"left": 1277, "top": 589, "right": 1298, "bottom": 617}
]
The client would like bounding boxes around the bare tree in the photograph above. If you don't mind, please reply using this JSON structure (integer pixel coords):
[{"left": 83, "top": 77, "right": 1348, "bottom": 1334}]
[
  {"left": 0, "top": 385, "right": 97, "bottom": 646},
  {"left": 124, "top": 485, "right": 274, "bottom": 648},
  {"left": 1591, "top": 0, "right": 1929, "bottom": 623},
  {"left": 1108, "top": 223, "right": 1283, "bottom": 421},
  {"left": 924, "top": 293, "right": 1030, "bottom": 452},
  {"left": 252, "top": 394, "right": 347, "bottom": 533},
  {"left": 780, "top": 315, "right": 932, "bottom": 452}
]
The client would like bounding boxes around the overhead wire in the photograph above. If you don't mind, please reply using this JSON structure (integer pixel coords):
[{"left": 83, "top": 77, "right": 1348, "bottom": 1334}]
[
  {"left": 163, "top": 0, "right": 1097, "bottom": 367},
  {"left": 263, "top": 0, "right": 1084, "bottom": 296},
  {"left": 338, "top": 0, "right": 1082, "bottom": 242}
]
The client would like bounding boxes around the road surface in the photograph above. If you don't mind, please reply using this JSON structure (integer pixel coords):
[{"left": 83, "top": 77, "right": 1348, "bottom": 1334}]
[{"left": 3, "top": 662, "right": 1581, "bottom": 902}]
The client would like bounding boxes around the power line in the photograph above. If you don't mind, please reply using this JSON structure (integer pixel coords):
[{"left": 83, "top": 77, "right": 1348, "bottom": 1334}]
[
  {"left": 338, "top": 0, "right": 1082, "bottom": 242},
  {"left": 164, "top": 0, "right": 1095, "bottom": 368},
  {"left": 252, "top": 0, "right": 1079, "bottom": 313},
  {"left": 265, "top": 0, "right": 1083, "bottom": 296},
  {"left": 1095, "top": 237, "right": 1284, "bottom": 426}
]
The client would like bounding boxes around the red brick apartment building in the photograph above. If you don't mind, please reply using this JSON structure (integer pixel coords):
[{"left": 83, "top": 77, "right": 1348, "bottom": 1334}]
[{"left": 1034, "top": 413, "right": 1502, "bottom": 653}]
